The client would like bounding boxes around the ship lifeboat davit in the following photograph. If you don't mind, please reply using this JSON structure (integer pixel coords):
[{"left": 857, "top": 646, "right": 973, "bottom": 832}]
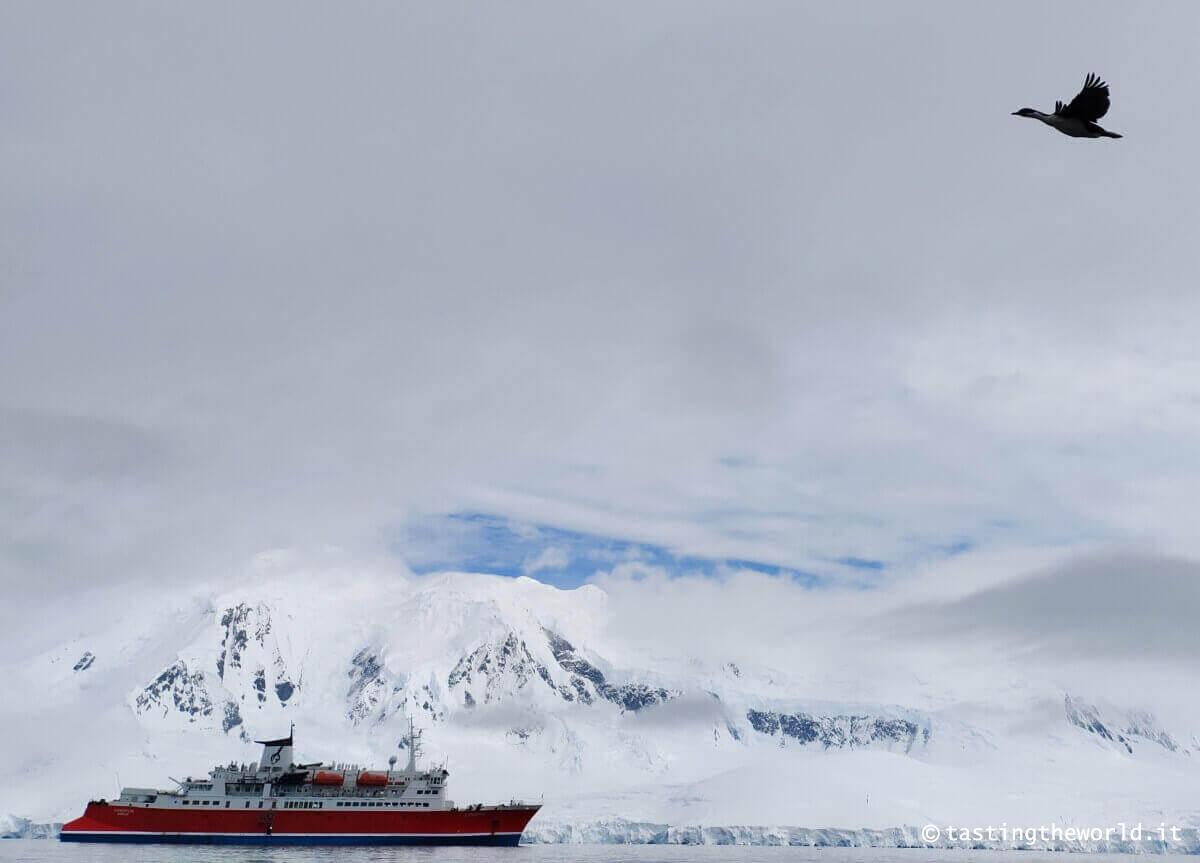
[
  {"left": 356, "top": 771, "right": 388, "bottom": 787},
  {"left": 313, "top": 771, "right": 344, "bottom": 786}
]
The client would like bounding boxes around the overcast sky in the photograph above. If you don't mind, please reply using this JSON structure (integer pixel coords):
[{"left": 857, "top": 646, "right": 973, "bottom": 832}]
[{"left": 4, "top": 2, "right": 1200, "bottom": 614}]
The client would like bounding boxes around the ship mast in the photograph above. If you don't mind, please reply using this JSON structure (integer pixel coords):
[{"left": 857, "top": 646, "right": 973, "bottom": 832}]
[{"left": 404, "top": 716, "right": 424, "bottom": 773}]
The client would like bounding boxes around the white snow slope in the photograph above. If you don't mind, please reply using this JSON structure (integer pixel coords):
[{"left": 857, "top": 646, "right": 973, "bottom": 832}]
[{"left": 4, "top": 551, "right": 1199, "bottom": 846}]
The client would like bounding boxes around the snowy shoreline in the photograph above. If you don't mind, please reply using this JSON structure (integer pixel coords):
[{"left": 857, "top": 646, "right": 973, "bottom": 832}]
[{"left": 6, "top": 814, "right": 1199, "bottom": 853}]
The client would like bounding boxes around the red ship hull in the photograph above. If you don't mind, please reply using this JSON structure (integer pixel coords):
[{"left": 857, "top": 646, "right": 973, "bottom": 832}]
[{"left": 61, "top": 801, "right": 540, "bottom": 845}]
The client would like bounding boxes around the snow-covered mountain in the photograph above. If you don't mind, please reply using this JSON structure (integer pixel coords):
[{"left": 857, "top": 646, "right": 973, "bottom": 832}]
[{"left": 4, "top": 557, "right": 1199, "bottom": 844}]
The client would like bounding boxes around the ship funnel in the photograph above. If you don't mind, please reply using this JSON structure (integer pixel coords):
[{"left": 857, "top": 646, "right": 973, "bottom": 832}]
[{"left": 255, "top": 724, "right": 294, "bottom": 773}]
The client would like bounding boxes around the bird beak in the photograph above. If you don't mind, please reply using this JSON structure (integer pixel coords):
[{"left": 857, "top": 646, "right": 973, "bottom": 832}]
[{"left": 1011, "top": 111, "right": 1021, "bottom": 115}]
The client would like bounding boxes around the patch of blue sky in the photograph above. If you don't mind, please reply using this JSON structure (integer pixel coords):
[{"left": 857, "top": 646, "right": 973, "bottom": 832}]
[
  {"left": 394, "top": 512, "right": 833, "bottom": 589},
  {"left": 932, "top": 538, "right": 975, "bottom": 557},
  {"left": 833, "top": 556, "right": 885, "bottom": 572}
]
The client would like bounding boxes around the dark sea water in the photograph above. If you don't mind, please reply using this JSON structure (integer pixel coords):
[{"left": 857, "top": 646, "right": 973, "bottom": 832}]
[{"left": 0, "top": 845, "right": 1143, "bottom": 863}]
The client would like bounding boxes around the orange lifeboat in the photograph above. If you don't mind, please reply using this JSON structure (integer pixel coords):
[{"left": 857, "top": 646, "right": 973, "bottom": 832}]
[
  {"left": 356, "top": 771, "right": 388, "bottom": 787},
  {"left": 313, "top": 771, "right": 344, "bottom": 786}
]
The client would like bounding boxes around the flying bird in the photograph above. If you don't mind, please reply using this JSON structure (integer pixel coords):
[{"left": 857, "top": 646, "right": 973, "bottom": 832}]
[{"left": 1013, "top": 74, "right": 1122, "bottom": 138}]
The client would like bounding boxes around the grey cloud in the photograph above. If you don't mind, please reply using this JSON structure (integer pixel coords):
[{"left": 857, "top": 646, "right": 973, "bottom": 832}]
[
  {"left": 4, "top": 2, "right": 1200, "bottom": 603},
  {"left": 0, "top": 408, "right": 176, "bottom": 483},
  {"left": 885, "top": 552, "right": 1200, "bottom": 662}
]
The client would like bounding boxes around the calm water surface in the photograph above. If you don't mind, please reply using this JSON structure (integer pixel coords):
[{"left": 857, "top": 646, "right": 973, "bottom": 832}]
[{"left": 0, "top": 845, "right": 1143, "bottom": 863}]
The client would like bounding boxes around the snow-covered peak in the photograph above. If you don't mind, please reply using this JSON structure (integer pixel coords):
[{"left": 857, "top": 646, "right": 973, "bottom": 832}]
[{"left": 5, "top": 564, "right": 1199, "bottom": 833}]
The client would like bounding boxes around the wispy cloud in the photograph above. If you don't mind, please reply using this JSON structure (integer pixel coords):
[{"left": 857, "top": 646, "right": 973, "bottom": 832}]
[{"left": 522, "top": 545, "right": 570, "bottom": 576}]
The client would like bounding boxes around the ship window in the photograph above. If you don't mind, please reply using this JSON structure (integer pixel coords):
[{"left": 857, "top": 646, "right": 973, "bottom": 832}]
[
  {"left": 182, "top": 800, "right": 189, "bottom": 805},
  {"left": 431, "top": 790, "right": 439, "bottom": 795},
  {"left": 423, "top": 803, "right": 429, "bottom": 808},
  {"left": 258, "top": 802, "right": 263, "bottom": 809},
  {"left": 225, "top": 801, "right": 230, "bottom": 808}
]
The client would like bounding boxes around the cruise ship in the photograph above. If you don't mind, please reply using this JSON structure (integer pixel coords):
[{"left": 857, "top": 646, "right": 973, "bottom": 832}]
[{"left": 60, "top": 722, "right": 540, "bottom": 845}]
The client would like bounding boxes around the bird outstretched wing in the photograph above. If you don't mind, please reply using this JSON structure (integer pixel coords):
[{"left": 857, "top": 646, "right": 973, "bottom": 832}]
[{"left": 1056, "top": 73, "right": 1110, "bottom": 121}]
